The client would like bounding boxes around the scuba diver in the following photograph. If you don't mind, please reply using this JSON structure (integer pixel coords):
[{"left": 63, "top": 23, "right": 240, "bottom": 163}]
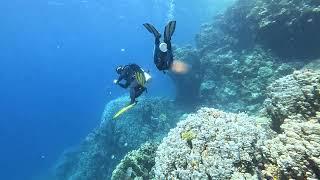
[
  {"left": 114, "top": 64, "right": 151, "bottom": 105},
  {"left": 143, "top": 21, "right": 176, "bottom": 73}
]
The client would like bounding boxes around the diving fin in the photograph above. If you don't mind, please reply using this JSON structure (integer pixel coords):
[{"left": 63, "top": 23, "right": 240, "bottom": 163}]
[
  {"left": 143, "top": 23, "right": 161, "bottom": 38},
  {"left": 164, "top": 20, "right": 176, "bottom": 43},
  {"left": 113, "top": 103, "right": 136, "bottom": 119}
]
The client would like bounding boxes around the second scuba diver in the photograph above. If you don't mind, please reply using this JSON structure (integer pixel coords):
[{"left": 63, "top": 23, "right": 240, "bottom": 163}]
[
  {"left": 143, "top": 21, "right": 176, "bottom": 73},
  {"left": 114, "top": 64, "right": 151, "bottom": 105}
]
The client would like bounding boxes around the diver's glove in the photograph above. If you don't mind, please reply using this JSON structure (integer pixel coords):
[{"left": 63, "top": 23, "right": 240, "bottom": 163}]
[{"left": 113, "top": 79, "right": 118, "bottom": 84}]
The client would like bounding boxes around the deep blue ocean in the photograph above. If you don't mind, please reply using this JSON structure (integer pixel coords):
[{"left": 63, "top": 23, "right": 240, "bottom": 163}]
[{"left": 0, "top": 0, "right": 233, "bottom": 179}]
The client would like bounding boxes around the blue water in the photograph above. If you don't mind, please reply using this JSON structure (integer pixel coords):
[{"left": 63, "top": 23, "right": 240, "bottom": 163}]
[{"left": 0, "top": 0, "right": 233, "bottom": 179}]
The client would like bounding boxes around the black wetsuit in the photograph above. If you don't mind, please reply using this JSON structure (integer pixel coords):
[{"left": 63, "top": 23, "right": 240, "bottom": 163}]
[
  {"left": 117, "top": 64, "right": 146, "bottom": 104},
  {"left": 154, "top": 37, "right": 173, "bottom": 72}
]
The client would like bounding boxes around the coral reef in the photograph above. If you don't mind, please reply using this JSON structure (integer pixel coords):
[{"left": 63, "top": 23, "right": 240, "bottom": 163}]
[
  {"left": 174, "top": 31, "right": 299, "bottom": 113},
  {"left": 111, "top": 142, "right": 158, "bottom": 180},
  {"left": 51, "top": 1, "right": 320, "bottom": 179},
  {"left": 262, "top": 69, "right": 320, "bottom": 179},
  {"left": 219, "top": 0, "right": 320, "bottom": 58},
  {"left": 53, "top": 96, "right": 184, "bottom": 180},
  {"left": 170, "top": 0, "right": 317, "bottom": 111},
  {"left": 198, "top": 47, "right": 297, "bottom": 113},
  {"left": 262, "top": 115, "right": 320, "bottom": 179},
  {"left": 153, "top": 108, "right": 267, "bottom": 179},
  {"left": 247, "top": 0, "right": 320, "bottom": 58},
  {"left": 264, "top": 69, "right": 320, "bottom": 131},
  {"left": 180, "top": 130, "right": 196, "bottom": 142}
]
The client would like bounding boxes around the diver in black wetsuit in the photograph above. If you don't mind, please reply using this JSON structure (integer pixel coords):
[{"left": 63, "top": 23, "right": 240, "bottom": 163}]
[
  {"left": 114, "top": 64, "right": 150, "bottom": 104},
  {"left": 143, "top": 21, "right": 176, "bottom": 73}
]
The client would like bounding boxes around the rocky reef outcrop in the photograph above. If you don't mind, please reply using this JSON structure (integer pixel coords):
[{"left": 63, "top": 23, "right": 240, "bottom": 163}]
[
  {"left": 171, "top": 0, "right": 314, "bottom": 112},
  {"left": 199, "top": 47, "right": 296, "bottom": 113},
  {"left": 173, "top": 37, "right": 298, "bottom": 113},
  {"left": 53, "top": 96, "right": 184, "bottom": 180},
  {"left": 111, "top": 142, "right": 158, "bottom": 180},
  {"left": 218, "top": 0, "right": 320, "bottom": 58},
  {"left": 153, "top": 108, "right": 267, "bottom": 179}
]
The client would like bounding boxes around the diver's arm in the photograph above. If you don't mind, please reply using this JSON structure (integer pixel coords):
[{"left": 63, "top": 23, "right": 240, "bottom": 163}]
[
  {"left": 116, "top": 69, "right": 129, "bottom": 84},
  {"left": 165, "top": 41, "right": 173, "bottom": 69},
  {"left": 118, "top": 81, "right": 130, "bottom": 89},
  {"left": 153, "top": 37, "right": 160, "bottom": 64},
  {"left": 115, "top": 75, "right": 127, "bottom": 88},
  {"left": 155, "top": 36, "right": 160, "bottom": 46},
  {"left": 117, "top": 74, "right": 124, "bottom": 83},
  {"left": 167, "top": 41, "right": 172, "bottom": 51}
]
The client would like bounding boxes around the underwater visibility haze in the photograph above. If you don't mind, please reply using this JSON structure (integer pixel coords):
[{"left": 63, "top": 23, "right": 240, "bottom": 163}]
[{"left": 1, "top": 0, "right": 320, "bottom": 179}]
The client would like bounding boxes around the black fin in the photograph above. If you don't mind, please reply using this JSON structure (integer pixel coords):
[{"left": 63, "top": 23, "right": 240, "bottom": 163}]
[
  {"left": 143, "top": 23, "right": 161, "bottom": 38},
  {"left": 164, "top": 20, "right": 176, "bottom": 42}
]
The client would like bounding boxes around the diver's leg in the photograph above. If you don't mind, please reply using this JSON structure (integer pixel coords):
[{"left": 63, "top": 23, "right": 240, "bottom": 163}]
[
  {"left": 162, "top": 40, "right": 173, "bottom": 70},
  {"left": 135, "top": 86, "right": 146, "bottom": 98},
  {"left": 130, "top": 88, "right": 136, "bottom": 104},
  {"left": 155, "top": 36, "right": 160, "bottom": 46},
  {"left": 154, "top": 36, "right": 161, "bottom": 67},
  {"left": 167, "top": 40, "right": 172, "bottom": 50}
]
